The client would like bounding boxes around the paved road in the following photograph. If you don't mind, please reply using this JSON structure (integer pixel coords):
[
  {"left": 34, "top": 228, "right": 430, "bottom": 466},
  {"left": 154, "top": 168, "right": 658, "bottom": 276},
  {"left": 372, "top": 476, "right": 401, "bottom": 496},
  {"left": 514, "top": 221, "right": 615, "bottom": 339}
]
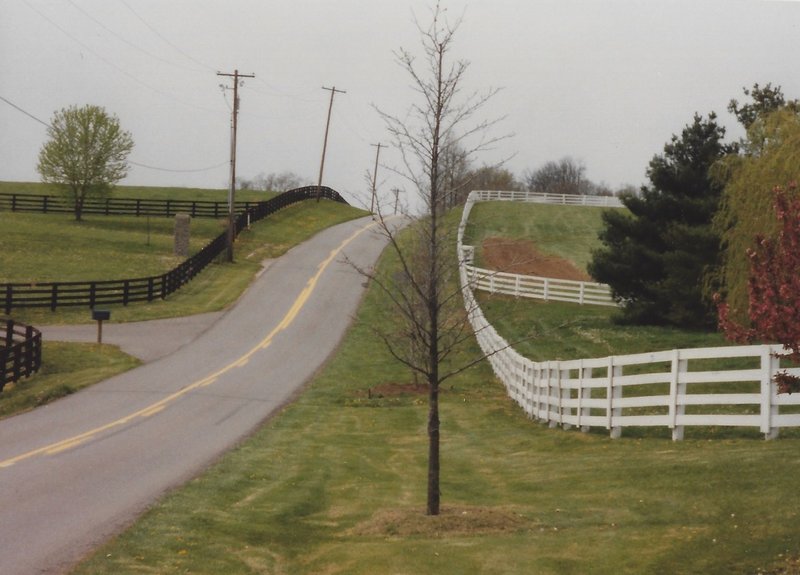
[{"left": 0, "top": 216, "right": 394, "bottom": 575}]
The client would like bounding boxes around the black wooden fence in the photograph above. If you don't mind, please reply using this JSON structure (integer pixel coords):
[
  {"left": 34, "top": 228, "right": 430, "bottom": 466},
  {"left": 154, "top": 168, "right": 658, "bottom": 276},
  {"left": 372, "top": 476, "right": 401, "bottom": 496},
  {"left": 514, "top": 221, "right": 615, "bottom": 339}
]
[
  {"left": 1, "top": 186, "right": 347, "bottom": 313},
  {"left": 0, "top": 192, "right": 269, "bottom": 219},
  {"left": 0, "top": 319, "right": 42, "bottom": 390}
]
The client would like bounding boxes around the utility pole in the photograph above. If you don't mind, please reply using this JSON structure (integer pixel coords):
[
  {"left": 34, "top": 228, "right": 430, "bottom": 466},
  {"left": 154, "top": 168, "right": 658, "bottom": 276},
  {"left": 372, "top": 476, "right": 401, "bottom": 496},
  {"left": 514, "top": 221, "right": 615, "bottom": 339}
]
[
  {"left": 217, "top": 69, "right": 255, "bottom": 262},
  {"left": 316, "top": 85, "right": 346, "bottom": 201},
  {"left": 370, "top": 143, "right": 384, "bottom": 214},
  {"left": 392, "top": 187, "right": 401, "bottom": 215}
]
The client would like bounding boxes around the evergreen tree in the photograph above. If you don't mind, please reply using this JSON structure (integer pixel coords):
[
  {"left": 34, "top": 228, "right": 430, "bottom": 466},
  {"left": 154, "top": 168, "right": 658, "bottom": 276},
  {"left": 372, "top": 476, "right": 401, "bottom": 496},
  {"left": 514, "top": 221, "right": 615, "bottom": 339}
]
[{"left": 588, "top": 113, "right": 731, "bottom": 326}]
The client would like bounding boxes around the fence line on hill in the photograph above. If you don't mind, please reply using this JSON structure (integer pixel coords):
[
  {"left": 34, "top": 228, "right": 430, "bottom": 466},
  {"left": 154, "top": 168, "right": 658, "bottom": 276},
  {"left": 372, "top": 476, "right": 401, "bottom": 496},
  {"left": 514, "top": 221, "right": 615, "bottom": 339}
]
[
  {"left": 459, "top": 190, "right": 800, "bottom": 439},
  {"left": 0, "top": 319, "right": 42, "bottom": 390},
  {"left": 0, "top": 192, "right": 266, "bottom": 219},
  {"left": 459, "top": 191, "right": 618, "bottom": 306},
  {"left": 1, "top": 186, "right": 347, "bottom": 313},
  {"left": 470, "top": 189, "right": 625, "bottom": 207}
]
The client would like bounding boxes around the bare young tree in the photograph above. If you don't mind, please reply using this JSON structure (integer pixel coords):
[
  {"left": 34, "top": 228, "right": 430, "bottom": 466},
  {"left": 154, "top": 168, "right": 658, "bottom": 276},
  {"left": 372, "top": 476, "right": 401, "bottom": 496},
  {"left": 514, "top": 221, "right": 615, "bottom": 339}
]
[{"left": 369, "top": 3, "right": 507, "bottom": 516}]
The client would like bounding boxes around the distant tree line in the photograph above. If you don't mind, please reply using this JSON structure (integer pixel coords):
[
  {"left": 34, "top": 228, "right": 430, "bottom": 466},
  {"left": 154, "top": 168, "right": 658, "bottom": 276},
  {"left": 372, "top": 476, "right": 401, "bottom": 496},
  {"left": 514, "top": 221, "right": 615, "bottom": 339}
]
[
  {"left": 436, "top": 149, "right": 626, "bottom": 211},
  {"left": 235, "top": 171, "right": 310, "bottom": 193}
]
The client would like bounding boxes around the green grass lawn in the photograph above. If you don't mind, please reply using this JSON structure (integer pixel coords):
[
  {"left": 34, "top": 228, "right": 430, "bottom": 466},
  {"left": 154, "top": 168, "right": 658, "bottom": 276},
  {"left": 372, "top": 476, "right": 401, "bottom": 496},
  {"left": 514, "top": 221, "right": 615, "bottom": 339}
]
[
  {"left": 0, "top": 194, "right": 367, "bottom": 421},
  {"left": 0, "top": 211, "right": 224, "bottom": 282},
  {"left": 70, "top": 207, "right": 800, "bottom": 575},
  {"left": 2, "top": 199, "right": 367, "bottom": 325},
  {"left": 0, "top": 342, "right": 139, "bottom": 420},
  {"left": 461, "top": 201, "right": 616, "bottom": 271}
]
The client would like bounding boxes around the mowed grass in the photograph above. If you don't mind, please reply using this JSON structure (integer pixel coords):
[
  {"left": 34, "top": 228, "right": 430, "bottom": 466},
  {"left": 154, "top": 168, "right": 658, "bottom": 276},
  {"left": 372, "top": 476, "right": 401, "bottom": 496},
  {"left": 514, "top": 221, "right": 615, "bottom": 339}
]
[
  {"left": 0, "top": 342, "right": 139, "bottom": 420},
  {"left": 461, "top": 201, "right": 615, "bottom": 271},
  {"left": 0, "top": 190, "right": 366, "bottom": 419},
  {"left": 72, "top": 208, "right": 800, "bottom": 575},
  {"left": 0, "top": 211, "right": 224, "bottom": 282},
  {"left": 2, "top": 198, "right": 368, "bottom": 325}
]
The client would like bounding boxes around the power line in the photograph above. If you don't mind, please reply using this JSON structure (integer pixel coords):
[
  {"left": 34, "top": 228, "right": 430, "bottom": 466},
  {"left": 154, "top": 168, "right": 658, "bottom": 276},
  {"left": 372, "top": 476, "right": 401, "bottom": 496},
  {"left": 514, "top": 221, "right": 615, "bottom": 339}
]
[
  {"left": 128, "top": 160, "right": 229, "bottom": 173},
  {"left": 65, "top": 0, "right": 205, "bottom": 73},
  {"left": 21, "top": 0, "right": 222, "bottom": 117},
  {"left": 0, "top": 95, "right": 50, "bottom": 128},
  {"left": 0, "top": 94, "right": 226, "bottom": 174},
  {"left": 118, "top": 0, "right": 217, "bottom": 73}
]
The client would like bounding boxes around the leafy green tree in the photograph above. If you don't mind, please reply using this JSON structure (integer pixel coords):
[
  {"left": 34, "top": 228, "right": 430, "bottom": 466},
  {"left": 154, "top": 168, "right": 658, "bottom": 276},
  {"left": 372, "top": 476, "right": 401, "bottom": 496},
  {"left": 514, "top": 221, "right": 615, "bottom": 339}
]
[
  {"left": 717, "top": 184, "right": 800, "bottom": 394},
  {"left": 37, "top": 104, "right": 134, "bottom": 221},
  {"left": 708, "top": 85, "right": 800, "bottom": 324},
  {"left": 588, "top": 113, "right": 731, "bottom": 326}
]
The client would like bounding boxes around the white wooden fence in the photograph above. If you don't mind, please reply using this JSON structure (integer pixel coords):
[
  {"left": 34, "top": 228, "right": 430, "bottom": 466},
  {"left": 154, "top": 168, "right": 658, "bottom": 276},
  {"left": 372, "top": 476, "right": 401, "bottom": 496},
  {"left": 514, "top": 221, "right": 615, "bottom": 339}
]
[
  {"left": 459, "top": 191, "right": 800, "bottom": 439},
  {"left": 461, "top": 246, "right": 616, "bottom": 307},
  {"left": 459, "top": 191, "right": 617, "bottom": 306},
  {"left": 471, "top": 189, "right": 624, "bottom": 207}
]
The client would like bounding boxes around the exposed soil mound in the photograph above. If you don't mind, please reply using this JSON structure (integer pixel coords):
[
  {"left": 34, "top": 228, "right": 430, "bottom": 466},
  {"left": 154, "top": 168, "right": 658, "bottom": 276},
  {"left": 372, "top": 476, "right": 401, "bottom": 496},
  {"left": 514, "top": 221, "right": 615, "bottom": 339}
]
[{"left": 482, "top": 236, "right": 590, "bottom": 281}]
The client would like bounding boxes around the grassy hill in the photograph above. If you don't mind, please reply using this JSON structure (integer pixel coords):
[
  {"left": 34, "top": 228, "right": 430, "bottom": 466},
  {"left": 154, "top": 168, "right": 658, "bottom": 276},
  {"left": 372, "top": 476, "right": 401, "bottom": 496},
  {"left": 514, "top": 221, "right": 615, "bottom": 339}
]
[
  {"left": 462, "top": 201, "right": 611, "bottom": 271},
  {"left": 68, "top": 204, "right": 800, "bottom": 575},
  {"left": 0, "top": 187, "right": 367, "bottom": 418}
]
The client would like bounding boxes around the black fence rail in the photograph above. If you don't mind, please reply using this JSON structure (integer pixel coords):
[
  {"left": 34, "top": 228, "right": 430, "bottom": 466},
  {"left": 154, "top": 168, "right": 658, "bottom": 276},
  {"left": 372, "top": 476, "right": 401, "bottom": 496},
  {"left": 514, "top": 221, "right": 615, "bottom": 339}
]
[
  {"left": 0, "top": 319, "right": 42, "bottom": 390},
  {"left": 0, "top": 192, "right": 269, "bottom": 219},
  {"left": 1, "top": 186, "right": 347, "bottom": 313}
]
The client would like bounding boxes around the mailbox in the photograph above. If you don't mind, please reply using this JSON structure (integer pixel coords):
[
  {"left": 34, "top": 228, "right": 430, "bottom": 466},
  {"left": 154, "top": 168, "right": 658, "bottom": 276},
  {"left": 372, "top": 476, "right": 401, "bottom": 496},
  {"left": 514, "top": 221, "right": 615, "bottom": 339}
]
[
  {"left": 92, "top": 309, "right": 111, "bottom": 322},
  {"left": 92, "top": 309, "right": 110, "bottom": 344}
]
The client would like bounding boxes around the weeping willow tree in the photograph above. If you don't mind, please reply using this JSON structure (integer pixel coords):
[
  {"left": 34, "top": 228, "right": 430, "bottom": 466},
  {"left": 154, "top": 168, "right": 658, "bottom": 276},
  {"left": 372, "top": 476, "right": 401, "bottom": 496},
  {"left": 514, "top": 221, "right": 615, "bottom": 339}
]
[{"left": 709, "top": 107, "right": 800, "bottom": 324}]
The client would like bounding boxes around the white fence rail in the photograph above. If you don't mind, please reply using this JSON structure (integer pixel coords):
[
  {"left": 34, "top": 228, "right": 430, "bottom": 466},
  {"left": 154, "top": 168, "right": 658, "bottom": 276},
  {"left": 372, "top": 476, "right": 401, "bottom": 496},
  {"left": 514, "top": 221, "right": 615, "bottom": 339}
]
[
  {"left": 459, "top": 191, "right": 800, "bottom": 439},
  {"left": 471, "top": 189, "right": 625, "bottom": 207},
  {"left": 461, "top": 247, "right": 616, "bottom": 307},
  {"left": 459, "top": 191, "right": 618, "bottom": 307}
]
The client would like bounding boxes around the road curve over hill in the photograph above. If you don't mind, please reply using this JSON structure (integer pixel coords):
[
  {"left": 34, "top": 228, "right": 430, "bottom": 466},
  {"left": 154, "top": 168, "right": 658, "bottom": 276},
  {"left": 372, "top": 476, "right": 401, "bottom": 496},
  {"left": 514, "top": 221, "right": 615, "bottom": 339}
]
[{"left": 0, "top": 215, "right": 398, "bottom": 575}]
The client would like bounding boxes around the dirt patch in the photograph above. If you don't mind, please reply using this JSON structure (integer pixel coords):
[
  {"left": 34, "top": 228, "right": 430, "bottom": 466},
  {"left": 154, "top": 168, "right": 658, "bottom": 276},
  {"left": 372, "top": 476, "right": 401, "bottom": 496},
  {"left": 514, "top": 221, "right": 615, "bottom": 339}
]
[
  {"left": 349, "top": 506, "right": 531, "bottom": 538},
  {"left": 482, "top": 236, "right": 590, "bottom": 281}
]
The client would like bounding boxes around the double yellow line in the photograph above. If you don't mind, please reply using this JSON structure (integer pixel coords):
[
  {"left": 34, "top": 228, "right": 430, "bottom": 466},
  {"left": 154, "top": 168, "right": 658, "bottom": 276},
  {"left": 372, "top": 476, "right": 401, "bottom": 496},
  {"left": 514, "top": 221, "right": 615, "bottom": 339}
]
[{"left": 0, "top": 219, "right": 376, "bottom": 469}]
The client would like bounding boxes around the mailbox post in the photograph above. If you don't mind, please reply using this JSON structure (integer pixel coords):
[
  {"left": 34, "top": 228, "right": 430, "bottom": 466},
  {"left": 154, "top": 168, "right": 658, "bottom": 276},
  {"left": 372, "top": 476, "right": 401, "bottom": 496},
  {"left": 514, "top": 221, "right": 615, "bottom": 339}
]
[{"left": 92, "top": 309, "right": 110, "bottom": 344}]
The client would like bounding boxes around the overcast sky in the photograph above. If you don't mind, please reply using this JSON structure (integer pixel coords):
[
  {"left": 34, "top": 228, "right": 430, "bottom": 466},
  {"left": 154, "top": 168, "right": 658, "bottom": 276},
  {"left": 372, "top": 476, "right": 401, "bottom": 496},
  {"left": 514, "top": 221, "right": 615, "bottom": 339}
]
[{"left": 2, "top": 0, "right": 799, "bottom": 210}]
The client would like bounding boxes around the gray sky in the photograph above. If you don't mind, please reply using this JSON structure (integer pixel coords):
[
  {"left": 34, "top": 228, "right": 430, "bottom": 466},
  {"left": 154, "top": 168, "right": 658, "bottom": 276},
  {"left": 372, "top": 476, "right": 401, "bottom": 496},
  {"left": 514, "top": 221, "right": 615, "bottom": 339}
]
[{"left": 2, "top": 0, "right": 799, "bottom": 210}]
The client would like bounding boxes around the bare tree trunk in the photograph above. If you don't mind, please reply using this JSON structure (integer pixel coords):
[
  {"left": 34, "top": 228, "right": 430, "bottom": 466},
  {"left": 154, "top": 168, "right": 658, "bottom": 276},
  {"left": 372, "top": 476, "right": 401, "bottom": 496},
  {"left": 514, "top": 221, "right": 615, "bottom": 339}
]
[{"left": 370, "top": 1, "right": 509, "bottom": 519}]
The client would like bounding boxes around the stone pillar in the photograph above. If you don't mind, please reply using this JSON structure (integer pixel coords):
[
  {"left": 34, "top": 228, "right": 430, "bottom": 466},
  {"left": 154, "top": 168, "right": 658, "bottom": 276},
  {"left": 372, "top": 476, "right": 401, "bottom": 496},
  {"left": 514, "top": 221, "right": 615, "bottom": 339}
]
[{"left": 174, "top": 213, "right": 191, "bottom": 257}]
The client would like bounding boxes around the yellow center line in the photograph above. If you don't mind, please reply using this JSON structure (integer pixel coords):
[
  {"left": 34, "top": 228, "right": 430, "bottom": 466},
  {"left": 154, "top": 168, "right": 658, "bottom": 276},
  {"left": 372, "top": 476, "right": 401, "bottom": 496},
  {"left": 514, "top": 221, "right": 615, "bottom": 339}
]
[{"left": 0, "top": 219, "right": 378, "bottom": 470}]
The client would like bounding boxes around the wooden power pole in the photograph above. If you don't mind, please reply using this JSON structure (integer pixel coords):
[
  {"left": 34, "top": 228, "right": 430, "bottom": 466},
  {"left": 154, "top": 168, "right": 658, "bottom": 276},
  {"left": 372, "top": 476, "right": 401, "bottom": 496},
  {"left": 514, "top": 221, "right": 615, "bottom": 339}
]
[
  {"left": 217, "top": 69, "right": 255, "bottom": 262},
  {"left": 370, "top": 143, "right": 384, "bottom": 214},
  {"left": 316, "top": 85, "right": 346, "bottom": 201}
]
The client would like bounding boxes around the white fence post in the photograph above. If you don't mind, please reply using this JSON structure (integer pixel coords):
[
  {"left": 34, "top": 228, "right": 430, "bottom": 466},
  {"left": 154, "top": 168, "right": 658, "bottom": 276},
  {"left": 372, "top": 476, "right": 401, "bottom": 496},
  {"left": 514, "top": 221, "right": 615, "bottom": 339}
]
[
  {"left": 561, "top": 366, "right": 572, "bottom": 430},
  {"left": 578, "top": 360, "right": 591, "bottom": 432},
  {"left": 669, "top": 349, "right": 688, "bottom": 441},
  {"left": 608, "top": 358, "right": 622, "bottom": 438},
  {"left": 761, "top": 346, "right": 779, "bottom": 440}
]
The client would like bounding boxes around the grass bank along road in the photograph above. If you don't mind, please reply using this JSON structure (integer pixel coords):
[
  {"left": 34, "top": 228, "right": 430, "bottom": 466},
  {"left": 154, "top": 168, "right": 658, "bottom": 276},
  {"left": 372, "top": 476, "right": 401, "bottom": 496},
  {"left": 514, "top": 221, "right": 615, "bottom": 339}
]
[{"left": 0, "top": 215, "right": 395, "bottom": 575}]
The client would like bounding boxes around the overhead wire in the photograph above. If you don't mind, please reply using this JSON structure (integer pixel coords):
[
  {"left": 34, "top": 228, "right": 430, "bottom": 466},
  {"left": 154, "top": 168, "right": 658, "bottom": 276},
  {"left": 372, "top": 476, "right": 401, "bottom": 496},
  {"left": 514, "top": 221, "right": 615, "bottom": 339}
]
[
  {"left": 21, "top": 0, "right": 223, "bottom": 117},
  {"left": 64, "top": 0, "right": 207, "bottom": 74},
  {"left": 118, "top": 0, "right": 218, "bottom": 73},
  {"left": 0, "top": 94, "right": 227, "bottom": 174}
]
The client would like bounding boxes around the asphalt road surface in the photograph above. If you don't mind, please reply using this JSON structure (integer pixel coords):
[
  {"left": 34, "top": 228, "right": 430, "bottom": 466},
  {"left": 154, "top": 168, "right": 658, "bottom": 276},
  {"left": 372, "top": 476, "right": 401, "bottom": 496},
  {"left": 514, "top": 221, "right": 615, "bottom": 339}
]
[{"left": 0, "top": 215, "right": 396, "bottom": 574}]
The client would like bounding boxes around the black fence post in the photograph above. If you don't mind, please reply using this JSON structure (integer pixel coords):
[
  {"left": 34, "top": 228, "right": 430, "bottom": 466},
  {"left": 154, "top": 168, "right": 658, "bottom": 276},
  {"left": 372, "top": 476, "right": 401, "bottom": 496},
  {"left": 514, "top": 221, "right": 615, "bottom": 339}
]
[
  {"left": 4, "top": 285, "right": 11, "bottom": 315},
  {"left": 24, "top": 325, "right": 34, "bottom": 377}
]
